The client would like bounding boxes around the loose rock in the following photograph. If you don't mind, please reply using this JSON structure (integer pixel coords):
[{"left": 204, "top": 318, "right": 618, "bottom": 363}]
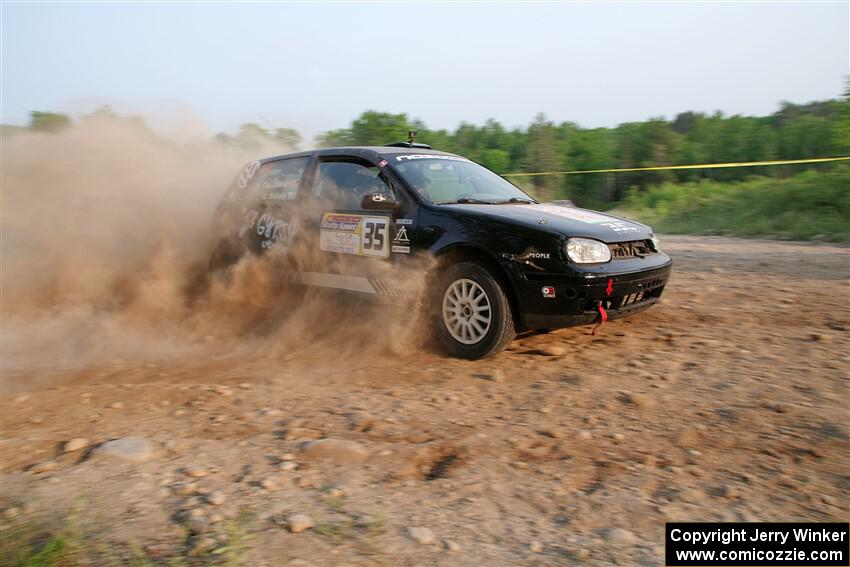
[
  {"left": 762, "top": 400, "right": 789, "bottom": 413},
  {"left": 287, "top": 513, "right": 314, "bottom": 533},
  {"left": 173, "top": 483, "right": 197, "bottom": 497},
  {"left": 187, "top": 517, "right": 209, "bottom": 534},
  {"left": 714, "top": 484, "right": 740, "bottom": 499},
  {"left": 92, "top": 437, "right": 157, "bottom": 462},
  {"left": 184, "top": 467, "right": 209, "bottom": 478},
  {"left": 348, "top": 411, "right": 375, "bottom": 432},
  {"left": 29, "top": 461, "right": 59, "bottom": 474},
  {"left": 408, "top": 526, "right": 435, "bottom": 545},
  {"left": 63, "top": 438, "right": 90, "bottom": 452},
  {"left": 619, "top": 392, "right": 655, "bottom": 409},
  {"left": 539, "top": 346, "right": 566, "bottom": 357},
  {"left": 206, "top": 492, "right": 226, "bottom": 506},
  {"left": 600, "top": 527, "right": 637, "bottom": 544},
  {"left": 188, "top": 535, "right": 216, "bottom": 555},
  {"left": 529, "top": 540, "right": 544, "bottom": 553}
]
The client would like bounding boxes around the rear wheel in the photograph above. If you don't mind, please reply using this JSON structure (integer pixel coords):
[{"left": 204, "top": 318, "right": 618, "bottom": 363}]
[{"left": 435, "top": 262, "right": 516, "bottom": 359}]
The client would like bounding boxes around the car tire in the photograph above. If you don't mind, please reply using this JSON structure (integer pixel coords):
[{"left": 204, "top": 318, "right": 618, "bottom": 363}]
[{"left": 435, "top": 262, "right": 516, "bottom": 359}]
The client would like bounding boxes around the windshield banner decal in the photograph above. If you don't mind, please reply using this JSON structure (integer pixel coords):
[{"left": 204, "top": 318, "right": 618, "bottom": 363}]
[{"left": 534, "top": 204, "right": 637, "bottom": 230}]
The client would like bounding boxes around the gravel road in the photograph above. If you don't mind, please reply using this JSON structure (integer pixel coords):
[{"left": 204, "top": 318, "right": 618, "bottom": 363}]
[{"left": 2, "top": 236, "right": 848, "bottom": 566}]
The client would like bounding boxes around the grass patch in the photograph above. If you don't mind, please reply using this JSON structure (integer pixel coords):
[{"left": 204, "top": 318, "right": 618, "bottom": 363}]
[
  {"left": 4, "top": 533, "right": 74, "bottom": 567},
  {"left": 309, "top": 496, "right": 389, "bottom": 563},
  {"left": 1, "top": 507, "right": 84, "bottom": 567},
  {"left": 313, "top": 522, "right": 353, "bottom": 546},
  {"left": 209, "top": 510, "right": 254, "bottom": 566},
  {"left": 615, "top": 167, "right": 850, "bottom": 242},
  {"left": 321, "top": 495, "right": 346, "bottom": 514},
  {"left": 0, "top": 514, "right": 188, "bottom": 567}
]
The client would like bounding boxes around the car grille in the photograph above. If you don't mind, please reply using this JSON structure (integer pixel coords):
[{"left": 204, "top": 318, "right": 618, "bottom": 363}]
[{"left": 608, "top": 239, "right": 656, "bottom": 259}]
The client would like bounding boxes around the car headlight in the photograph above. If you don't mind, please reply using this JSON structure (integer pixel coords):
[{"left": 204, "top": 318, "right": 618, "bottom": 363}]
[
  {"left": 650, "top": 235, "right": 661, "bottom": 252},
  {"left": 565, "top": 238, "right": 611, "bottom": 264}
]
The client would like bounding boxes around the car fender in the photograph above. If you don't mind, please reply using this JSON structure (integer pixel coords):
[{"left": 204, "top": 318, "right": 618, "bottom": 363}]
[{"left": 429, "top": 240, "right": 526, "bottom": 328}]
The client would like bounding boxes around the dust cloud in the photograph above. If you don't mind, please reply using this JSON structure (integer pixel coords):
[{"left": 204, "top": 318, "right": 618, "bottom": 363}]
[{"left": 1, "top": 114, "right": 432, "bottom": 387}]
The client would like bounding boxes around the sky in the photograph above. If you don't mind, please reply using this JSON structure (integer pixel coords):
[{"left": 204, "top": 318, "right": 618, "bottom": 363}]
[{"left": 2, "top": 2, "right": 848, "bottom": 141}]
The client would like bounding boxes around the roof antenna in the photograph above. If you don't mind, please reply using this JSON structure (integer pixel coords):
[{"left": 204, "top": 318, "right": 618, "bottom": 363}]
[
  {"left": 407, "top": 130, "right": 416, "bottom": 148},
  {"left": 258, "top": 112, "right": 276, "bottom": 132}
]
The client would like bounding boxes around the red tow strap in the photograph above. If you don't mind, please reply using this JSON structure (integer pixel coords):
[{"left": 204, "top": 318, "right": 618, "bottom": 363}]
[
  {"left": 592, "top": 278, "right": 613, "bottom": 335},
  {"left": 592, "top": 302, "right": 608, "bottom": 335}
]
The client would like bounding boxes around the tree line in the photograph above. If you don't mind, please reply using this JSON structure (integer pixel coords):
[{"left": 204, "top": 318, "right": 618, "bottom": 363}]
[
  {"left": 317, "top": 96, "right": 848, "bottom": 204},
  {"left": 11, "top": 90, "right": 848, "bottom": 206}
]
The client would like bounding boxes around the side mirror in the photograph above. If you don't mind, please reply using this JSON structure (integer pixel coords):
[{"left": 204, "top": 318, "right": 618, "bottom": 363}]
[{"left": 361, "top": 192, "right": 403, "bottom": 212}]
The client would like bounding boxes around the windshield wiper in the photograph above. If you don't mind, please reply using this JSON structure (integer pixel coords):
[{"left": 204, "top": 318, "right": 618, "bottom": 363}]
[
  {"left": 435, "top": 198, "right": 497, "bottom": 205},
  {"left": 503, "top": 197, "right": 536, "bottom": 204}
]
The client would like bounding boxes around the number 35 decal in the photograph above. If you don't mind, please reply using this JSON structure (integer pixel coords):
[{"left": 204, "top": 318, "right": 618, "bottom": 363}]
[{"left": 361, "top": 217, "right": 389, "bottom": 258}]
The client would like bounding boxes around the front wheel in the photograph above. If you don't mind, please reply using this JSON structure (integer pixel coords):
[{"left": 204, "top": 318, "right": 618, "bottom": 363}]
[{"left": 435, "top": 262, "right": 516, "bottom": 359}]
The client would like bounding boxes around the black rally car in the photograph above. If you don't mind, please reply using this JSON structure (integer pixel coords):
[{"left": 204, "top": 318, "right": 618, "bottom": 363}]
[{"left": 210, "top": 143, "right": 672, "bottom": 358}]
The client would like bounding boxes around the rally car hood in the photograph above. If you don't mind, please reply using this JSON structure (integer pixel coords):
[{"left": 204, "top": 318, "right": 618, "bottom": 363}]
[{"left": 437, "top": 202, "right": 653, "bottom": 242}]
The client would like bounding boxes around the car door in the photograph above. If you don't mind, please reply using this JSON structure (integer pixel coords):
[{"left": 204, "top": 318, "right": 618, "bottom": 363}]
[
  {"left": 237, "top": 156, "right": 312, "bottom": 259},
  {"left": 306, "top": 156, "right": 407, "bottom": 281}
]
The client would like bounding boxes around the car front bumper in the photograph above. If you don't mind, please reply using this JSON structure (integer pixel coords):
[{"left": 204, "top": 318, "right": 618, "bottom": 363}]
[{"left": 512, "top": 258, "right": 673, "bottom": 330}]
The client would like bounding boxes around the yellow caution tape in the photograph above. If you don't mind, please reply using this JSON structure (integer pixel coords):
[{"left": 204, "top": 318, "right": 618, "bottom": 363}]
[{"left": 501, "top": 156, "right": 850, "bottom": 177}]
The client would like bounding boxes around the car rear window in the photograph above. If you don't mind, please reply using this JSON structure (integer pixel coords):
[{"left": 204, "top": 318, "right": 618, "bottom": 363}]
[{"left": 247, "top": 157, "right": 310, "bottom": 202}]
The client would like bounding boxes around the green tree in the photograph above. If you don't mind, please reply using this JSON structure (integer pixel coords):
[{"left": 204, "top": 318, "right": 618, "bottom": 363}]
[
  {"left": 479, "top": 149, "right": 510, "bottom": 173},
  {"left": 274, "top": 127, "right": 302, "bottom": 150},
  {"left": 216, "top": 122, "right": 301, "bottom": 151},
  {"left": 29, "top": 111, "right": 71, "bottom": 132},
  {"left": 525, "top": 113, "right": 562, "bottom": 202},
  {"left": 349, "top": 111, "right": 411, "bottom": 145},
  {"left": 316, "top": 90, "right": 847, "bottom": 204},
  {"left": 317, "top": 128, "right": 353, "bottom": 147},
  {"left": 833, "top": 80, "right": 850, "bottom": 155}
]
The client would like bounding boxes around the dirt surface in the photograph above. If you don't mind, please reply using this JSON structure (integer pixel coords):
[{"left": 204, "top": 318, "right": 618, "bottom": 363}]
[{"left": 2, "top": 235, "right": 849, "bottom": 566}]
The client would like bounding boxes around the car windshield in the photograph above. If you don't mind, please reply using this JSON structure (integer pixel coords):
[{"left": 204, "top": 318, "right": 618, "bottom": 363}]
[{"left": 390, "top": 156, "right": 536, "bottom": 204}]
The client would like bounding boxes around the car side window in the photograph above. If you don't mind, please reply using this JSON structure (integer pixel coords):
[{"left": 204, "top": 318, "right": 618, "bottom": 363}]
[
  {"left": 246, "top": 157, "right": 310, "bottom": 202},
  {"left": 313, "top": 160, "right": 391, "bottom": 210}
]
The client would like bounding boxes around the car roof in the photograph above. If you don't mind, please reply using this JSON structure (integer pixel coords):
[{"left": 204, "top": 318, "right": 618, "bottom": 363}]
[{"left": 258, "top": 146, "right": 461, "bottom": 164}]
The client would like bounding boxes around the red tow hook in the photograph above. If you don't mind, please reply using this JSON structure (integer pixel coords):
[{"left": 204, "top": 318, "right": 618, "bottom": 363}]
[{"left": 592, "top": 278, "right": 614, "bottom": 336}]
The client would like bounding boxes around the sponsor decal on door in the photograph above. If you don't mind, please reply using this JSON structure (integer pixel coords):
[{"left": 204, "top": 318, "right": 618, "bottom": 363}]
[
  {"left": 392, "top": 225, "right": 411, "bottom": 254},
  {"left": 320, "top": 213, "right": 390, "bottom": 258}
]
